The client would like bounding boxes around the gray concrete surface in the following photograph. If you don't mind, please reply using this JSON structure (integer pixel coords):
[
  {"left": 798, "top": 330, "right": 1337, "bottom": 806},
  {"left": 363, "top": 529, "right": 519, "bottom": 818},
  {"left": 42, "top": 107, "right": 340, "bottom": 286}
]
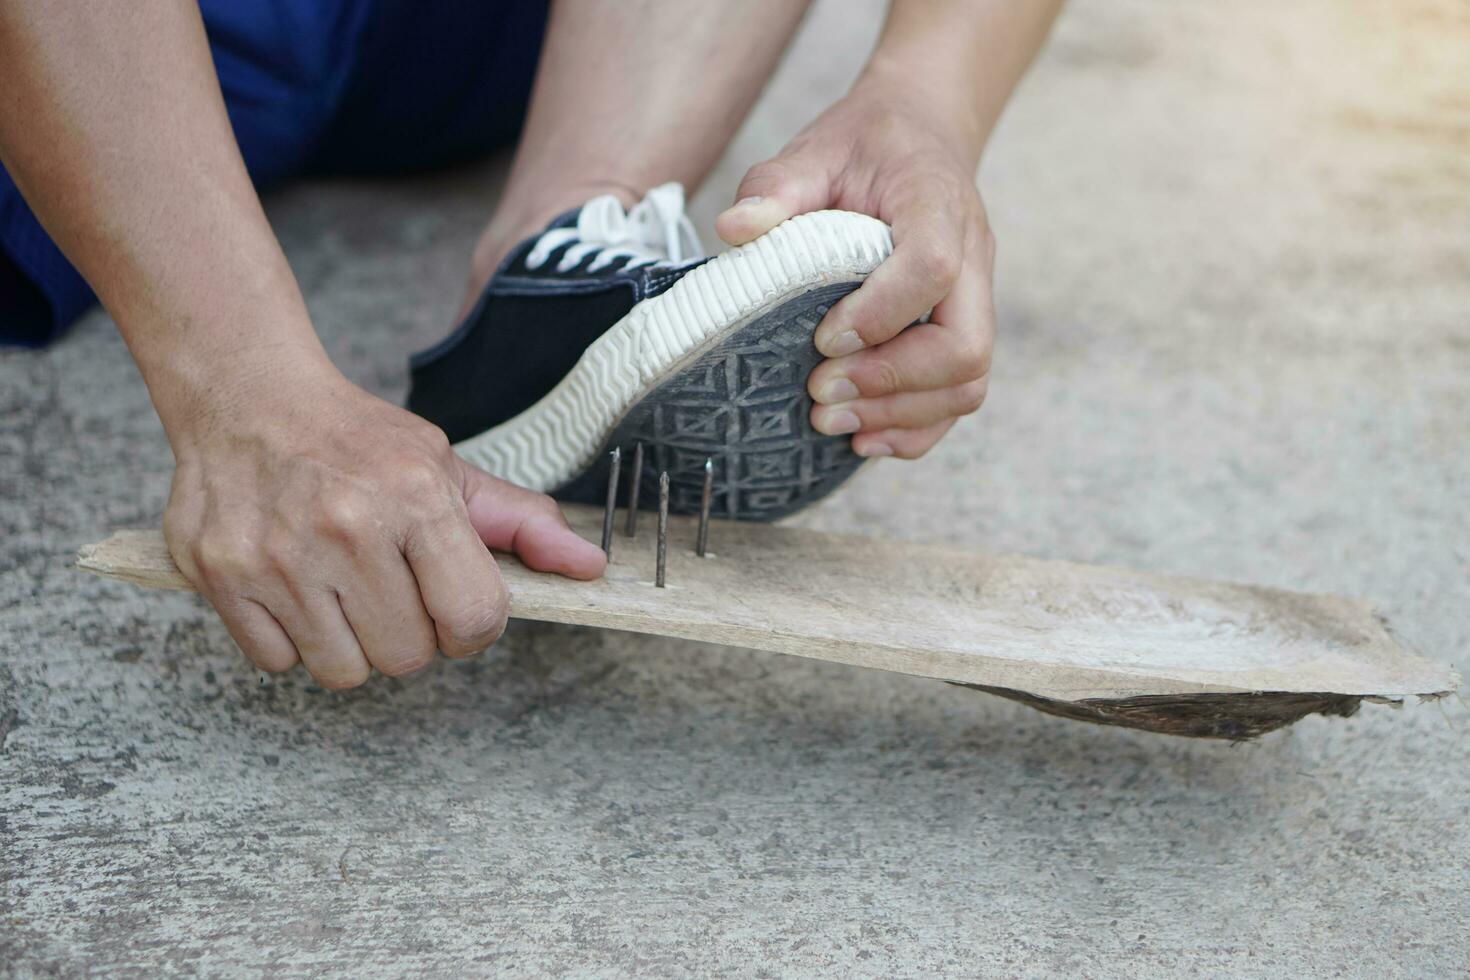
[{"left": 2, "top": 0, "right": 1467, "bottom": 975}]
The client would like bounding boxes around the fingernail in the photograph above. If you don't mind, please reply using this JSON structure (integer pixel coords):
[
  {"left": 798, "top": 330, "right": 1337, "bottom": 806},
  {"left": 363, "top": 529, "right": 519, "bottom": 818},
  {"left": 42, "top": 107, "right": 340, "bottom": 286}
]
[
  {"left": 815, "top": 408, "right": 861, "bottom": 435},
  {"left": 858, "top": 443, "right": 892, "bottom": 458},
  {"left": 734, "top": 195, "right": 762, "bottom": 208},
  {"left": 815, "top": 377, "right": 860, "bottom": 404},
  {"left": 820, "top": 330, "right": 864, "bottom": 358}
]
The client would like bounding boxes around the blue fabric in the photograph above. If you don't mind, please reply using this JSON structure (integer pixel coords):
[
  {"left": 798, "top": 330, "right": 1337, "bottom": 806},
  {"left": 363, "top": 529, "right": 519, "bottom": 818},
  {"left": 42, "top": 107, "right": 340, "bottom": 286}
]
[{"left": 0, "top": 0, "right": 547, "bottom": 347}]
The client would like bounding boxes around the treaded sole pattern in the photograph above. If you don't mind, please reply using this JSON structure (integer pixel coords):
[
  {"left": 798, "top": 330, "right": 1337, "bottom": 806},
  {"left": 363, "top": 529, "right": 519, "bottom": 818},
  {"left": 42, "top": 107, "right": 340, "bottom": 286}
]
[
  {"left": 553, "top": 281, "right": 863, "bottom": 520},
  {"left": 453, "top": 210, "right": 893, "bottom": 518}
]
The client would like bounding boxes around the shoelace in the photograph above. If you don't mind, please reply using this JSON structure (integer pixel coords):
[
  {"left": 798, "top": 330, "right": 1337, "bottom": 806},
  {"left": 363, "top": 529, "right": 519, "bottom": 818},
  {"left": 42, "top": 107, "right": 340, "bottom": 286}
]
[{"left": 523, "top": 182, "right": 706, "bottom": 274}]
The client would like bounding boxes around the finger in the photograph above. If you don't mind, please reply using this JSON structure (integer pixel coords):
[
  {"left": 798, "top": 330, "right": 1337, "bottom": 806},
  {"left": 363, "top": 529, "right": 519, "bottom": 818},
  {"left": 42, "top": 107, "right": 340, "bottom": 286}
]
[
  {"left": 460, "top": 460, "right": 606, "bottom": 580},
  {"left": 274, "top": 590, "right": 373, "bottom": 691},
  {"left": 813, "top": 203, "right": 968, "bottom": 357},
  {"left": 212, "top": 595, "right": 301, "bottom": 674},
  {"left": 336, "top": 548, "right": 438, "bottom": 678},
  {"left": 929, "top": 220, "right": 995, "bottom": 349},
  {"left": 403, "top": 510, "right": 510, "bottom": 660},
  {"left": 811, "top": 378, "right": 988, "bottom": 436},
  {"left": 167, "top": 522, "right": 302, "bottom": 675},
  {"left": 808, "top": 321, "right": 991, "bottom": 403},
  {"left": 715, "top": 153, "right": 833, "bottom": 246},
  {"left": 851, "top": 418, "right": 958, "bottom": 461}
]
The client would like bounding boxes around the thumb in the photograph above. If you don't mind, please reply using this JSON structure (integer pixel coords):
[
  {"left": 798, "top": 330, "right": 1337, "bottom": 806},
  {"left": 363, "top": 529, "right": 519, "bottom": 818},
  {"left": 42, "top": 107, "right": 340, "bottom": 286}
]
[
  {"left": 715, "top": 155, "right": 833, "bottom": 246},
  {"left": 458, "top": 460, "right": 607, "bottom": 581}
]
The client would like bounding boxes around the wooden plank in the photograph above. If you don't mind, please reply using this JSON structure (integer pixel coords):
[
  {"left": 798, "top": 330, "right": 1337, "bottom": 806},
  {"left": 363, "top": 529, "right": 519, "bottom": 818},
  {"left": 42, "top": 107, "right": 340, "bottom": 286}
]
[{"left": 75, "top": 504, "right": 1458, "bottom": 738}]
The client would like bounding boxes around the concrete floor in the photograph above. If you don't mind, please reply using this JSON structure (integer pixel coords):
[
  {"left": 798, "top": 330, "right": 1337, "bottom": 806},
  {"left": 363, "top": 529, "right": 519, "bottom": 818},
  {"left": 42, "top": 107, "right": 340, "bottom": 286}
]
[{"left": 3, "top": 0, "right": 1467, "bottom": 975}]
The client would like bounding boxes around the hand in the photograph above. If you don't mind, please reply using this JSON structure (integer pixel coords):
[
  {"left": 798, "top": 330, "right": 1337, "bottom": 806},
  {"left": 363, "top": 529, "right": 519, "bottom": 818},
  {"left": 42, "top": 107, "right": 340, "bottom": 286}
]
[
  {"left": 162, "top": 359, "right": 606, "bottom": 689},
  {"left": 716, "top": 76, "right": 996, "bottom": 460}
]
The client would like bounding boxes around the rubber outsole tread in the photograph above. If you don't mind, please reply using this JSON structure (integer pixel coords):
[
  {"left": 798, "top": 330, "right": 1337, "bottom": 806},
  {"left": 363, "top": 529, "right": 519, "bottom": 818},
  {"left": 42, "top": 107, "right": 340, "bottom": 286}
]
[{"left": 452, "top": 210, "right": 893, "bottom": 518}]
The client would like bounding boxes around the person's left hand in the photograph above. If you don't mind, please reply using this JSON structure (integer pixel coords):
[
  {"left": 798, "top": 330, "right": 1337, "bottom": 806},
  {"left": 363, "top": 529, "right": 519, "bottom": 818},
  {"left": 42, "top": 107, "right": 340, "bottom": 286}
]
[{"left": 716, "top": 79, "right": 996, "bottom": 460}]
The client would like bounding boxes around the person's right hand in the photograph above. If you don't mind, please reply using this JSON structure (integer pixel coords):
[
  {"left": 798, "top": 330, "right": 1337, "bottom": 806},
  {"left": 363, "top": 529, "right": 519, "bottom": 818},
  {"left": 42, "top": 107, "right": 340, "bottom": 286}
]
[{"left": 162, "top": 359, "right": 606, "bottom": 690}]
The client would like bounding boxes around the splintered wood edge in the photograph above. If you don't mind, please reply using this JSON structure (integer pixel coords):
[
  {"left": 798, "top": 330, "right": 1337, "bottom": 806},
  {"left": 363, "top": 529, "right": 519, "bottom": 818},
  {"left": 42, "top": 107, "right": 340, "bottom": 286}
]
[
  {"left": 77, "top": 531, "right": 193, "bottom": 591},
  {"left": 74, "top": 523, "right": 1459, "bottom": 741}
]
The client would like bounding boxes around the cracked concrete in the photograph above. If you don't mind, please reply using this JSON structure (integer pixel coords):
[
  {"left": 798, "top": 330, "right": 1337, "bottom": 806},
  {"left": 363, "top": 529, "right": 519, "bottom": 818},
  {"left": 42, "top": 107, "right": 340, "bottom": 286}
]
[{"left": 2, "top": 0, "right": 1467, "bottom": 975}]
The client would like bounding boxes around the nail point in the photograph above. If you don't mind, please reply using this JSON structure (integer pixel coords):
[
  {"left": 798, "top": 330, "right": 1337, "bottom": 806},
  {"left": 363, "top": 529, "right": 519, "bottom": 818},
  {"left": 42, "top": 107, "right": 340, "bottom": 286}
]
[
  {"left": 601, "top": 447, "right": 622, "bottom": 558},
  {"left": 696, "top": 458, "right": 714, "bottom": 558},
  {"left": 656, "top": 471, "right": 670, "bottom": 588}
]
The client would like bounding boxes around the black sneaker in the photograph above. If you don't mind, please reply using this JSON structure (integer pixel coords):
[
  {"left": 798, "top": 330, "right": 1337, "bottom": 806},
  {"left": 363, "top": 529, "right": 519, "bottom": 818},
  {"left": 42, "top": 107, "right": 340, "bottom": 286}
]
[{"left": 407, "top": 183, "right": 893, "bottom": 520}]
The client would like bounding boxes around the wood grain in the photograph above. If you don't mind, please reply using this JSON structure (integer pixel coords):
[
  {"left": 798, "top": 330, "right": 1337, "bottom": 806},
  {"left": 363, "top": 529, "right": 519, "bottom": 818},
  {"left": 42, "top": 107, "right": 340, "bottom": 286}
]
[{"left": 75, "top": 504, "right": 1458, "bottom": 721}]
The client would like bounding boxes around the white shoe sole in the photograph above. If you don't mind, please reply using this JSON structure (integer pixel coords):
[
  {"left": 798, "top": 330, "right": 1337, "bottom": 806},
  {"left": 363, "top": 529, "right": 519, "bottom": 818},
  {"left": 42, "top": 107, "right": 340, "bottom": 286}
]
[{"left": 454, "top": 209, "right": 893, "bottom": 517}]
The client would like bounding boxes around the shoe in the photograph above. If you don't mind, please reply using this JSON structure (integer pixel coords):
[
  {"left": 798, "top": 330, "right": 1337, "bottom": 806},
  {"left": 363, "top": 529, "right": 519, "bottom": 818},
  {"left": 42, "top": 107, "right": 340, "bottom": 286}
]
[{"left": 407, "top": 183, "right": 892, "bottom": 521}]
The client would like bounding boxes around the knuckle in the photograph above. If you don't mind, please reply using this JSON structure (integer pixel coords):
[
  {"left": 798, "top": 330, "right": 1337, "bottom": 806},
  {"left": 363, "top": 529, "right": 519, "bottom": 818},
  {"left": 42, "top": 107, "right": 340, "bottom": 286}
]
[
  {"left": 439, "top": 598, "right": 508, "bottom": 654},
  {"left": 530, "top": 495, "right": 563, "bottom": 521},
  {"left": 740, "top": 158, "right": 788, "bottom": 194},
  {"left": 419, "top": 423, "right": 453, "bottom": 457},
  {"left": 952, "top": 379, "right": 989, "bottom": 416},
  {"left": 914, "top": 240, "right": 962, "bottom": 291},
  {"left": 316, "top": 490, "right": 370, "bottom": 540},
  {"left": 244, "top": 645, "right": 298, "bottom": 674},
  {"left": 191, "top": 530, "right": 256, "bottom": 588},
  {"left": 394, "top": 458, "right": 448, "bottom": 499},
  {"left": 377, "top": 643, "right": 436, "bottom": 678},
  {"left": 864, "top": 357, "right": 905, "bottom": 398},
  {"left": 956, "top": 334, "right": 993, "bottom": 379},
  {"left": 315, "top": 660, "right": 371, "bottom": 691}
]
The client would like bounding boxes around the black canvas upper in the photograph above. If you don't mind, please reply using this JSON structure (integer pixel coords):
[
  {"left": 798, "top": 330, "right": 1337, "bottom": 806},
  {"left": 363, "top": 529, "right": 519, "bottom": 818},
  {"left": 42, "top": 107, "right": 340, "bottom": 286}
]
[{"left": 407, "top": 209, "right": 708, "bottom": 443}]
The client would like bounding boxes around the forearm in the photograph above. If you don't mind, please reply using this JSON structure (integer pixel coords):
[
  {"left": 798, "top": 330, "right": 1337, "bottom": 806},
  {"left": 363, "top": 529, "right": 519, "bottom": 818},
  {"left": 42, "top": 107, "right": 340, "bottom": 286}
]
[
  {"left": 862, "top": 0, "right": 1064, "bottom": 164},
  {"left": 0, "top": 1, "right": 326, "bottom": 443}
]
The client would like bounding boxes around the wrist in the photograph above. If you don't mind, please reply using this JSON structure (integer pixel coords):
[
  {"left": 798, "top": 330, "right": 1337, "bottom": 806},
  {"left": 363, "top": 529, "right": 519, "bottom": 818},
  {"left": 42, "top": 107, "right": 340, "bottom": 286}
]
[
  {"left": 849, "top": 60, "right": 986, "bottom": 167},
  {"left": 140, "top": 326, "right": 341, "bottom": 454}
]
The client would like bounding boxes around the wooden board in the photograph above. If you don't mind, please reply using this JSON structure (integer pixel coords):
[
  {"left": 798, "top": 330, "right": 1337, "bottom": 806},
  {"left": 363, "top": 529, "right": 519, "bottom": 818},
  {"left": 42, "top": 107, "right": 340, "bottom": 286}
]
[{"left": 75, "top": 504, "right": 1458, "bottom": 739}]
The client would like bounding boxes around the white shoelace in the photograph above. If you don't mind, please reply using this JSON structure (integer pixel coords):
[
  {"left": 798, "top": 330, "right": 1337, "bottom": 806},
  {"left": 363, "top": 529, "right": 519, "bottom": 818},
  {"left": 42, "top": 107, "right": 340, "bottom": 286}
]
[{"left": 523, "top": 182, "right": 705, "bottom": 274}]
